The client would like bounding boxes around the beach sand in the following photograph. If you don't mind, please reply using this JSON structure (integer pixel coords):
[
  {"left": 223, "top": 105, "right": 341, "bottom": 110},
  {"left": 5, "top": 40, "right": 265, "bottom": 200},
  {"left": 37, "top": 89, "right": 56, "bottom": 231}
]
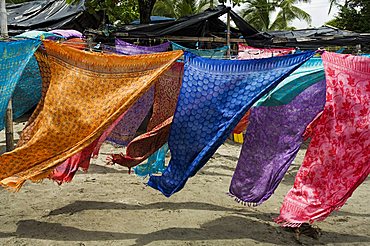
[{"left": 0, "top": 116, "right": 368, "bottom": 246}]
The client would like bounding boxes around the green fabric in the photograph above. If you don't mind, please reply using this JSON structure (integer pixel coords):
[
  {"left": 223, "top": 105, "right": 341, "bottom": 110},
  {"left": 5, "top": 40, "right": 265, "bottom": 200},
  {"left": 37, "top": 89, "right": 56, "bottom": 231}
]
[{"left": 256, "top": 57, "right": 324, "bottom": 107}]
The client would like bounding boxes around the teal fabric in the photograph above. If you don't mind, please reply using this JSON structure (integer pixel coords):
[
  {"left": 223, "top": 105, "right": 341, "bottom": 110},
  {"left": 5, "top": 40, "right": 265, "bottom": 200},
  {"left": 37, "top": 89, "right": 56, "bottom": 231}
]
[
  {"left": 11, "top": 55, "right": 42, "bottom": 120},
  {"left": 256, "top": 58, "right": 324, "bottom": 107},
  {"left": 0, "top": 39, "right": 41, "bottom": 130},
  {"left": 15, "top": 31, "right": 61, "bottom": 39},
  {"left": 171, "top": 42, "right": 228, "bottom": 58},
  {"left": 134, "top": 143, "right": 169, "bottom": 178}
]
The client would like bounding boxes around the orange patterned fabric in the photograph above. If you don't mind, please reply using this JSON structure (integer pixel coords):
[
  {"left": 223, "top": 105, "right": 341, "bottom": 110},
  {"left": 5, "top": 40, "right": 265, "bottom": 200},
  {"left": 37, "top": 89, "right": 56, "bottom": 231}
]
[
  {"left": 17, "top": 49, "right": 51, "bottom": 147},
  {"left": 0, "top": 40, "right": 182, "bottom": 190}
]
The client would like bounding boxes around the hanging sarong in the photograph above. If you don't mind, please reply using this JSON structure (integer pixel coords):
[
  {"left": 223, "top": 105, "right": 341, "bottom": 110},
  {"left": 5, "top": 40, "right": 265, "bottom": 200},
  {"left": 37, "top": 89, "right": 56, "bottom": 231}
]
[
  {"left": 256, "top": 58, "right": 325, "bottom": 106},
  {"left": 49, "top": 29, "right": 83, "bottom": 39},
  {"left": 106, "top": 87, "right": 154, "bottom": 145},
  {"left": 148, "top": 51, "right": 316, "bottom": 197},
  {"left": 0, "top": 39, "right": 41, "bottom": 129},
  {"left": 229, "top": 80, "right": 326, "bottom": 206},
  {"left": 133, "top": 143, "right": 169, "bottom": 177},
  {"left": 50, "top": 42, "right": 175, "bottom": 184},
  {"left": 276, "top": 52, "right": 370, "bottom": 226},
  {"left": 115, "top": 38, "right": 171, "bottom": 55},
  {"left": 17, "top": 49, "right": 51, "bottom": 147},
  {"left": 11, "top": 56, "right": 42, "bottom": 120},
  {"left": 108, "top": 62, "right": 184, "bottom": 171},
  {"left": 0, "top": 40, "right": 182, "bottom": 190},
  {"left": 171, "top": 42, "right": 228, "bottom": 59},
  {"left": 238, "top": 44, "right": 294, "bottom": 60}
]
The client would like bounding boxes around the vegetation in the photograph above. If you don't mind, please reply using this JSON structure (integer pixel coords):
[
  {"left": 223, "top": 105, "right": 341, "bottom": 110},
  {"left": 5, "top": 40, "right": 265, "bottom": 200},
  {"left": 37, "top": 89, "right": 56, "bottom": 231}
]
[
  {"left": 326, "top": 0, "right": 370, "bottom": 33},
  {"left": 240, "top": 0, "right": 311, "bottom": 31}
]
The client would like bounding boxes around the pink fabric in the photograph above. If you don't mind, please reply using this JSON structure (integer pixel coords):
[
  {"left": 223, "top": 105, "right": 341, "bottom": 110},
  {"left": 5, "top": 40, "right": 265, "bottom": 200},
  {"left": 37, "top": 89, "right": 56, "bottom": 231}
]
[
  {"left": 238, "top": 44, "right": 294, "bottom": 60},
  {"left": 51, "top": 88, "right": 154, "bottom": 184},
  {"left": 276, "top": 52, "right": 370, "bottom": 227}
]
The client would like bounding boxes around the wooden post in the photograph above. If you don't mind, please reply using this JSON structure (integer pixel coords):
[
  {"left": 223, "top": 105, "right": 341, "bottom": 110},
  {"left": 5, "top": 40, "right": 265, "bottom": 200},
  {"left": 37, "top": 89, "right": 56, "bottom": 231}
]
[
  {"left": 1, "top": 0, "right": 14, "bottom": 151},
  {"left": 226, "top": 10, "right": 231, "bottom": 58}
]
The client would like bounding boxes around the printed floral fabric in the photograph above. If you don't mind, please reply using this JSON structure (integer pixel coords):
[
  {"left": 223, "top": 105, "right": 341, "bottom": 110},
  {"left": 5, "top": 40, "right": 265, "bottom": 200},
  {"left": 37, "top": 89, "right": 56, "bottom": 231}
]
[
  {"left": 0, "top": 40, "right": 182, "bottom": 190},
  {"left": 148, "top": 51, "right": 315, "bottom": 197},
  {"left": 238, "top": 44, "right": 294, "bottom": 60},
  {"left": 276, "top": 52, "right": 370, "bottom": 226}
]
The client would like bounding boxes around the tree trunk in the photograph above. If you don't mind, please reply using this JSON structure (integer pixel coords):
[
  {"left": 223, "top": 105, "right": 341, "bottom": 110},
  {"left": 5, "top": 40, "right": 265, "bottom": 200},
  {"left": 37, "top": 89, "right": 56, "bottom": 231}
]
[
  {"left": 0, "top": 0, "right": 7, "bottom": 37},
  {"left": 138, "top": 0, "right": 157, "bottom": 24}
]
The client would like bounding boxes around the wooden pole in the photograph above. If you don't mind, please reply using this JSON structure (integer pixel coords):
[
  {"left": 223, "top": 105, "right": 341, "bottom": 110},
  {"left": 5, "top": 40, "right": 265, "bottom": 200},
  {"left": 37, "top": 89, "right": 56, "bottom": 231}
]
[
  {"left": 1, "top": 0, "right": 14, "bottom": 151},
  {"left": 226, "top": 10, "right": 231, "bottom": 58}
]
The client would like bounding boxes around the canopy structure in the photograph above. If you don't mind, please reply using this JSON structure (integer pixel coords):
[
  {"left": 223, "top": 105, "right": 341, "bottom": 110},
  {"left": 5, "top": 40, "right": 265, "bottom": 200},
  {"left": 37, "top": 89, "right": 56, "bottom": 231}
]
[
  {"left": 7, "top": 0, "right": 101, "bottom": 35},
  {"left": 247, "top": 25, "right": 370, "bottom": 48},
  {"left": 88, "top": 5, "right": 258, "bottom": 40}
]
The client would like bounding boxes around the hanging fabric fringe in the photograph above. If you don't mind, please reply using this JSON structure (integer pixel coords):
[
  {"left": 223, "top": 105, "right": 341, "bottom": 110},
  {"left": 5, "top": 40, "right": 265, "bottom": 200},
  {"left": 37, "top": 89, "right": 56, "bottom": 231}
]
[
  {"left": 148, "top": 50, "right": 315, "bottom": 197},
  {"left": 0, "top": 40, "right": 182, "bottom": 190},
  {"left": 276, "top": 52, "right": 370, "bottom": 227}
]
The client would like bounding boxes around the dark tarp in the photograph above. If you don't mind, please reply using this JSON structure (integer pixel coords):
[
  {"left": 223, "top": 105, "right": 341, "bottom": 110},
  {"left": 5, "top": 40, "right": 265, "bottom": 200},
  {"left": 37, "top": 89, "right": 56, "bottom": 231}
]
[
  {"left": 246, "top": 25, "right": 370, "bottom": 48},
  {"left": 7, "top": 0, "right": 101, "bottom": 35},
  {"left": 106, "top": 5, "right": 258, "bottom": 39}
]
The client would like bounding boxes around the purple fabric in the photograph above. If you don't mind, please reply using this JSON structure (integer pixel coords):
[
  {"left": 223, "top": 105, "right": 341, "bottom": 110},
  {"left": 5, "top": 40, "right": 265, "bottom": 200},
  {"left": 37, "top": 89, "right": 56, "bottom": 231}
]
[
  {"left": 49, "top": 29, "right": 83, "bottom": 39},
  {"left": 115, "top": 38, "right": 171, "bottom": 55},
  {"left": 229, "top": 80, "right": 326, "bottom": 206},
  {"left": 106, "top": 87, "right": 154, "bottom": 146}
]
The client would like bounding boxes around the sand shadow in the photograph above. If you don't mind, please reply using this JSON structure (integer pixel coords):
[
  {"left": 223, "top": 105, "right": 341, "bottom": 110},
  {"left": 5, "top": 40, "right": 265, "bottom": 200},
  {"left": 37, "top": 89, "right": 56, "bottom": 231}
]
[
  {"left": 48, "top": 201, "right": 246, "bottom": 216},
  {"left": 1, "top": 216, "right": 368, "bottom": 245},
  {"left": 211, "top": 153, "right": 240, "bottom": 165},
  {"left": 0, "top": 220, "right": 137, "bottom": 241}
]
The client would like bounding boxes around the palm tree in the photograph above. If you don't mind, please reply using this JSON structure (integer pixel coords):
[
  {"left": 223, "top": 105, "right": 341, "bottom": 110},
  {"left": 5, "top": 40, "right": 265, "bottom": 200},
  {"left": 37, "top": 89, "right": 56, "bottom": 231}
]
[
  {"left": 153, "top": 0, "right": 212, "bottom": 19},
  {"left": 241, "top": 0, "right": 311, "bottom": 31},
  {"left": 271, "top": 0, "right": 311, "bottom": 30}
]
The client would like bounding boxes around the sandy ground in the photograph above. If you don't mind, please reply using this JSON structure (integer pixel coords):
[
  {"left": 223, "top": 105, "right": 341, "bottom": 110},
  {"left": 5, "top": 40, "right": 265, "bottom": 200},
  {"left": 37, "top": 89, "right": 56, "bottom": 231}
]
[{"left": 0, "top": 116, "right": 368, "bottom": 246}]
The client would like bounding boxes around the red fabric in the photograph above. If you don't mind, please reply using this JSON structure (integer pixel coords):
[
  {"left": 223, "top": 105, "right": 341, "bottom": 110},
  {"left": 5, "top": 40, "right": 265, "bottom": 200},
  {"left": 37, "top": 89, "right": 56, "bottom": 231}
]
[
  {"left": 276, "top": 52, "right": 370, "bottom": 226},
  {"left": 51, "top": 113, "right": 126, "bottom": 183},
  {"left": 111, "top": 62, "right": 184, "bottom": 170},
  {"left": 110, "top": 117, "right": 173, "bottom": 170},
  {"left": 233, "top": 110, "right": 251, "bottom": 134}
]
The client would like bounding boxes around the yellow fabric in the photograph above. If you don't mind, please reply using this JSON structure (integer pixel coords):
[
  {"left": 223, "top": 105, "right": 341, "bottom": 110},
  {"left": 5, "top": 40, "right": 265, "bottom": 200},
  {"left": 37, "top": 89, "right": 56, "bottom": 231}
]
[{"left": 0, "top": 40, "right": 182, "bottom": 190}]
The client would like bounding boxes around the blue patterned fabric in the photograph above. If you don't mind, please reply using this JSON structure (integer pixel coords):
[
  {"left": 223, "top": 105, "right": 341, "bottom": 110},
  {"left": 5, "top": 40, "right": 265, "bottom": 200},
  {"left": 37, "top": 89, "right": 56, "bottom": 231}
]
[
  {"left": 171, "top": 42, "right": 228, "bottom": 58},
  {"left": 11, "top": 55, "right": 42, "bottom": 121},
  {"left": 0, "top": 39, "right": 41, "bottom": 130},
  {"left": 134, "top": 143, "right": 169, "bottom": 177},
  {"left": 148, "top": 51, "right": 315, "bottom": 197},
  {"left": 256, "top": 58, "right": 324, "bottom": 106}
]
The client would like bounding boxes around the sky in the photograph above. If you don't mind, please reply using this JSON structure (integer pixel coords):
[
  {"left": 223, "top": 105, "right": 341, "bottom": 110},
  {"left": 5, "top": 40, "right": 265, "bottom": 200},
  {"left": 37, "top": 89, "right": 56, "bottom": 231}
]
[{"left": 225, "top": 0, "right": 340, "bottom": 29}]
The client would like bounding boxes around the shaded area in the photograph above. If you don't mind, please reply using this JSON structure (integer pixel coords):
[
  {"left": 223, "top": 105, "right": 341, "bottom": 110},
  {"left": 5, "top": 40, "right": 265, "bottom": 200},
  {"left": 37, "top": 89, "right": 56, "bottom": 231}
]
[
  {"left": 48, "top": 201, "right": 245, "bottom": 216},
  {"left": 0, "top": 216, "right": 368, "bottom": 245}
]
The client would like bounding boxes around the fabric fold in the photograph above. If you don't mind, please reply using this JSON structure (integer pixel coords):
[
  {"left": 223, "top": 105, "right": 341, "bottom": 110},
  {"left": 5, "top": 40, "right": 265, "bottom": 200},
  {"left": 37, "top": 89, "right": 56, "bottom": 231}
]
[
  {"left": 238, "top": 44, "right": 294, "bottom": 60},
  {"left": 148, "top": 50, "right": 316, "bottom": 197},
  {"left": 229, "top": 80, "right": 326, "bottom": 206},
  {"left": 276, "top": 52, "right": 370, "bottom": 226},
  {"left": 134, "top": 143, "right": 169, "bottom": 177},
  {"left": 115, "top": 38, "right": 171, "bottom": 55},
  {"left": 0, "top": 40, "right": 182, "bottom": 190},
  {"left": 0, "top": 39, "right": 41, "bottom": 130},
  {"left": 109, "top": 62, "right": 184, "bottom": 171},
  {"left": 171, "top": 42, "right": 228, "bottom": 58}
]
